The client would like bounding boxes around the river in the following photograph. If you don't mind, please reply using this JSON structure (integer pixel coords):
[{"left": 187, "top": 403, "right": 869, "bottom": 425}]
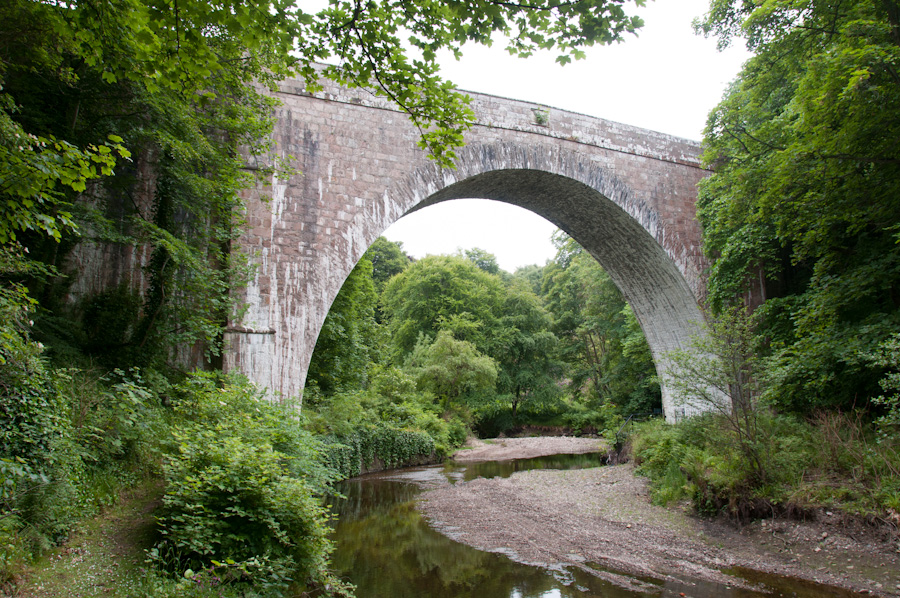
[{"left": 327, "top": 454, "right": 866, "bottom": 598}]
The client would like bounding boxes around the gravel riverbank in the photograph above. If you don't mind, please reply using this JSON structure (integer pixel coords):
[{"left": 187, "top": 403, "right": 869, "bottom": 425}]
[{"left": 419, "top": 437, "right": 900, "bottom": 596}]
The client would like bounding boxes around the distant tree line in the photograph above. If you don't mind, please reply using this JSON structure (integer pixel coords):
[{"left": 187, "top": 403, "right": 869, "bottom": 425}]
[{"left": 306, "top": 233, "right": 660, "bottom": 438}]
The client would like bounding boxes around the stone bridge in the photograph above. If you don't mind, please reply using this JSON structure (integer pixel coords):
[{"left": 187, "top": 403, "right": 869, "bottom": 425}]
[{"left": 223, "top": 76, "right": 711, "bottom": 421}]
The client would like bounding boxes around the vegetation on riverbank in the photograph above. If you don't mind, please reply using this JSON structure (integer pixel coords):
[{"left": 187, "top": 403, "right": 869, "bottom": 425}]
[
  {"left": 3, "top": 0, "right": 900, "bottom": 594},
  {"left": 632, "top": 412, "right": 900, "bottom": 522},
  {"left": 628, "top": 0, "right": 900, "bottom": 531}
]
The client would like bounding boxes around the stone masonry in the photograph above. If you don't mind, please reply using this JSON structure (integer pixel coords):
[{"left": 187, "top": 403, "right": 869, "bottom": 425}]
[{"left": 223, "top": 75, "right": 711, "bottom": 421}]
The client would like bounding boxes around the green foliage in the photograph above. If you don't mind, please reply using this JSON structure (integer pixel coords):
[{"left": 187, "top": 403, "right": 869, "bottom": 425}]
[
  {"left": 633, "top": 409, "right": 900, "bottom": 520},
  {"left": 696, "top": 0, "right": 900, "bottom": 412},
  {"left": 0, "top": 305, "right": 166, "bottom": 586},
  {"left": 307, "top": 256, "right": 380, "bottom": 396},
  {"left": 631, "top": 417, "right": 698, "bottom": 505},
  {"left": 0, "top": 92, "right": 130, "bottom": 244},
  {"left": 321, "top": 425, "right": 437, "bottom": 480},
  {"left": 541, "top": 232, "right": 660, "bottom": 413},
  {"left": 871, "top": 334, "right": 900, "bottom": 435},
  {"left": 493, "top": 281, "right": 561, "bottom": 421},
  {"left": 666, "top": 305, "right": 774, "bottom": 490},
  {"left": 335, "top": 232, "right": 663, "bottom": 437},
  {"left": 155, "top": 372, "right": 341, "bottom": 592},
  {"left": 407, "top": 330, "right": 498, "bottom": 412},
  {"left": 463, "top": 247, "right": 500, "bottom": 275},
  {"left": 307, "top": 365, "right": 464, "bottom": 469},
  {"left": 382, "top": 254, "right": 505, "bottom": 356},
  {"left": 365, "top": 237, "right": 410, "bottom": 295},
  {"left": 562, "top": 400, "right": 624, "bottom": 436},
  {"left": 368, "top": 366, "right": 468, "bottom": 454},
  {"left": 0, "top": 315, "right": 64, "bottom": 468},
  {"left": 512, "top": 264, "right": 545, "bottom": 296}
]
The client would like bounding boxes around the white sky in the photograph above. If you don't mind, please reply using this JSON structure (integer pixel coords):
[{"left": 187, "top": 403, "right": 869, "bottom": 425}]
[{"left": 380, "top": 0, "right": 750, "bottom": 273}]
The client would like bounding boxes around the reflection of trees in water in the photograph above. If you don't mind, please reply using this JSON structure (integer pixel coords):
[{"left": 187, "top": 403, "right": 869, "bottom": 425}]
[
  {"left": 329, "top": 479, "right": 419, "bottom": 520},
  {"left": 330, "top": 481, "right": 566, "bottom": 597},
  {"left": 329, "top": 466, "right": 838, "bottom": 598},
  {"left": 458, "top": 453, "right": 604, "bottom": 481}
]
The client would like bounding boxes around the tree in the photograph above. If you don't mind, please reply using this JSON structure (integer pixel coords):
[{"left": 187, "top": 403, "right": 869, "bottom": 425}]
[
  {"left": 406, "top": 330, "right": 498, "bottom": 412},
  {"left": 464, "top": 247, "right": 500, "bottom": 275},
  {"left": 541, "top": 233, "right": 659, "bottom": 412},
  {"left": 493, "top": 282, "right": 561, "bottom": 420},
  {"left": 365, "top": 237, "right": 410, "bottom": 293},
  {"left": 696, "top": 0, "right": 900, "bottom": 411},
  {"left": 666, "top": 305, "right": 768, "bottom": 486},
  {"left": 512, "top": 264, "right": 545, "bottom": 296},
  {"left": 306, "top": 257, "right": 379, "bottom": 398},
  {"left": 2, "top": 0, "right": 289, "bottom": 366},
  {"left": 381, "top": 254, "right": 505, "bottom": 356}
]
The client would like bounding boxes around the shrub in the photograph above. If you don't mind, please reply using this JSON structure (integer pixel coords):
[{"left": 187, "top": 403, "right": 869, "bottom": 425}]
[
  {"left": 0, "top": 285, "right": 166, "bottom": 587},
  {"left": 155, "top": 372, "right": 345, "bottom": 594},
  {"left": 321, "top": 424, "right": 436, "bottom": 479},
  {"left": 306, "top": 366, "right": 463, "bottom": 473},
  {"left": 632, "top": 417, "right": 698, "bottom": 505},
  {"left": 632, "top": 408, "right": 900, "bottom": 521}
]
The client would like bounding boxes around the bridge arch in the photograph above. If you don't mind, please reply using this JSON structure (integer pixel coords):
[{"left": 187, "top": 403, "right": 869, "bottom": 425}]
[
  {"left": 357, "top": 141, "right": 705, "bottom": 420},
  {"left": 224, "top": 79, "right": 710, "bottom": 421}
]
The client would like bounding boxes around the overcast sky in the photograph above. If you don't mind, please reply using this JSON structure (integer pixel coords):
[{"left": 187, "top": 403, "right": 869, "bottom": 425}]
[{"left": 380, "top": 0, "right": 750, "bottom": 273}]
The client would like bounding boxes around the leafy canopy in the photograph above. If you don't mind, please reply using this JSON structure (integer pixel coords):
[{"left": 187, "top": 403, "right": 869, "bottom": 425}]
[
  {"left": 382, "top": 254, "right": 505, "bottom": 356},
  {"left": 2, "top": 0, "right": 647, "bottom": 364},
  {"left": 696, "top": 0, "right": 900, "bottom": 411},
  {"left": 541, "top": 232, "right": 659, "bottom": 412}
]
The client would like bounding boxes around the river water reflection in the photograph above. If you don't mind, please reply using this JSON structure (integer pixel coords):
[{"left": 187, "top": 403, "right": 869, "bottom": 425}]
[{"left": 327, "top": 454, "right": 862, "bottom": 598}]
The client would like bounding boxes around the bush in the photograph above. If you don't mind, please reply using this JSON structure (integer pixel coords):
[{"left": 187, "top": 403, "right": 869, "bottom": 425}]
[
  {"left": 321, "top": 424, "right": 436, "bottom": 479},
  {"left": 562, "top": 401, "right": 624, "bottom": 437},
  {"left": 0, "top": 295, "right": 166, "bottom": 586},
  {"left": 632, "top": 417, "right": 699, "bottom": 505},
  {"left": 633, "top": 410, "right": 900, "bottom": 521},
  {"left": 306, "top": 366, "right": 464, "bottom": 471},
  {"left": 155, "top": 372, "right": 345, "bottom": 594}
]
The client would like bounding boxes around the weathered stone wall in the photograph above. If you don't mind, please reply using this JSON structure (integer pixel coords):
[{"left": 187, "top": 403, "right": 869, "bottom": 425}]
[
  {"left": 224, "top": 75, "right": 711, "bottom": 420},
  {"left": 64, "top": 154, "right": 158, "bottom": 304}
]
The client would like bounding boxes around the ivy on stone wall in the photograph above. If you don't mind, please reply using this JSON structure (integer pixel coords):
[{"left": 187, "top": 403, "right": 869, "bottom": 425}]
[{"left": 322, "top": 425, "right": 435, "bottom": 480}]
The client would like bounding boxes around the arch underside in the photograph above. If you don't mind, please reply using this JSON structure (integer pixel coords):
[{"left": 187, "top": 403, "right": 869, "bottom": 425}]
[
  {"left": 228, "top": 130, "right": 709, "bottom": 422},
  {"left": 400, "top": 169, "right": 706, "bottom": 421}
]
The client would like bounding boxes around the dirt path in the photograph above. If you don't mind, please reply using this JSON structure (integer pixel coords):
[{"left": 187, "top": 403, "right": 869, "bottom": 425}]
[
  {"left": 419, "top": 437, "right": 900, "bottom": 597},
  {"left": 15, "top": 482, "right": 162, "bottom": 598}
]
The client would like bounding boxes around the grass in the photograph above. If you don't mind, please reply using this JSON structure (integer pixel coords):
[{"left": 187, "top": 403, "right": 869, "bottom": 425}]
[{"left": 20, "top": 480, "right": 162, "bottom": 598}]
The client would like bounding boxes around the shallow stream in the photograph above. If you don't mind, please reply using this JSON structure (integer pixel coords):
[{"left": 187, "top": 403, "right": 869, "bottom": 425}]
[{"left": 327, "top": 454, "right": 862, "bottom": 597}]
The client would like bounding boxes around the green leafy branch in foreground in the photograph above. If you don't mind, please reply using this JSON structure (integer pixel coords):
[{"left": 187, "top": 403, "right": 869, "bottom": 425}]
[
  {"left": 0, "top": 98, "right": 131, "bottom": 244},
  {"left": 304, "top": 0, "right": 646, "bottom": 165}
]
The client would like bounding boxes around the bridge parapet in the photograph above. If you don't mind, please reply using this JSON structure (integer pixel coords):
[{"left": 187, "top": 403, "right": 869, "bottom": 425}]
[{"left": 276, "top": 74, "right": 703, "bottom": 168}]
